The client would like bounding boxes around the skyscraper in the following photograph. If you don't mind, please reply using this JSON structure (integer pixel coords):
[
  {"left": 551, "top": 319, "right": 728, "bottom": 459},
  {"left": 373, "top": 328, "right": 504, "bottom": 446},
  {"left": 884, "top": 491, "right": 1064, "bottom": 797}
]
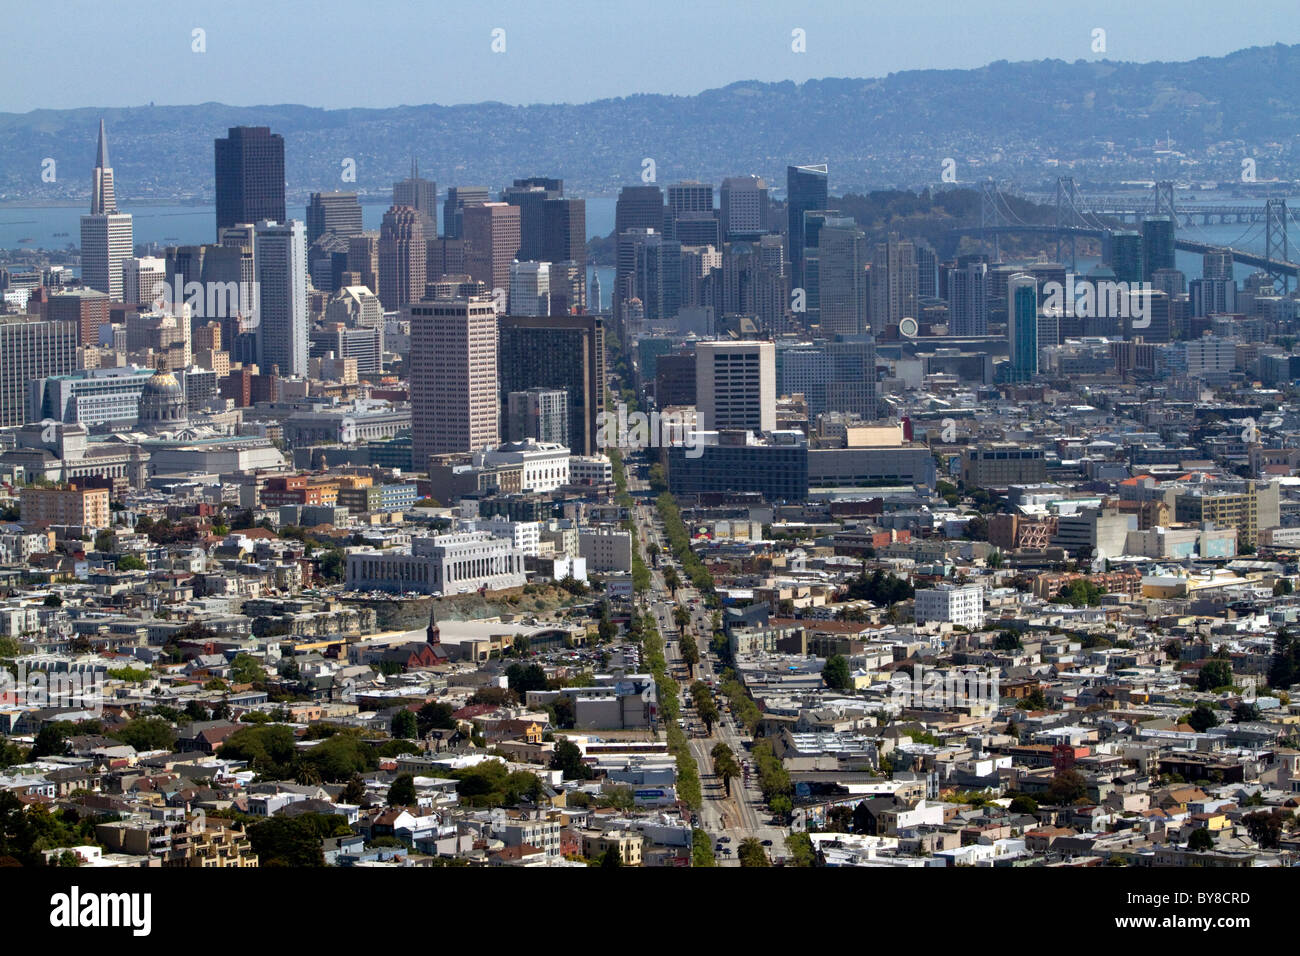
[
  {"left": 463, "top": 203, "right": 521, "bottom": 298},
  {"left": 1109, "top": 231, "right": 1143, "bottom": 285},
  {"left": 508, "top": 261, "right": 551, "bottom": 316},
  {"left": 0, "top": 317, "right": 79, "bottom": 427},
  {"left": 498, "top": 314, "right": 605, "bottom": 455},
  {"left": 123, "top": 256, "right": 167, "bottom": 307},
  {"left": 409, "top": 295, "right": 500, "bottom": 463},
  {"left": 870, "top": 237, "right": 919, "bottom": 333},
  {"left": 1203, "top": 249, "right": 1235, "bottom": 281},
  {"left": 615, "top": 229, "right": 681, "bottom": 324},
  {"left": 392, "top": 159, "right": 437, "bottom": 235},
  {"left": 1141, "top": 218, "right": 1175, "bottom": 283},
  {"left": 443, "top": 186, "right": 490, "bottom": 240},
  {"left": 590, "top": 272, "right": 603, "bottom": 313},
  {"left": 666, "top": 181, "right": 714, "bottom": 240},
  {"left": 695, "top": 340, "right": 776, "bottom": 433},
  {"left": 79, "top": 120, "right": 133, "bottom": 300},
  {"left": 825, "top": 336, "right": 878, "bottom": 422},
  {"left": 614, "top": 185, "right": 665, "bottom": 236},
  {"left": 504, "top": 178, "right": 563, "bottom": 260},
  {"left": 254, "top": 220, "right": 308, "bottom": 378},
  {"left": 542, "top": 197, "right": 585, "bottom": 265},
  {"left": 306, "top": 191, "right": 363, "bottom": 245},
  {"left": 214, "top": 127, "right": 286, "bottom": 238},
  {"left": 786, "top": 164, "right": 828, "bottom": 290},
  {"left": 378, "top": 206, "right": 427, "bottom": 311},
  {"left": 1007, "top": 274, "right": 1038, "bottom": 382},
  {"left": 948, "top": 257, "right": 990, "bottom": 336},
  {"left": 817, "top": 221, "right": 869, "bottom": 336},
  {"left": 915, "top": 240, "right": 939, "bottom": 300},
  {"left": 347, "top": 233, "right": 380, "bottom": 294},
  {"left": 720, "top": 175, "right": 769, "bottom": 240}
]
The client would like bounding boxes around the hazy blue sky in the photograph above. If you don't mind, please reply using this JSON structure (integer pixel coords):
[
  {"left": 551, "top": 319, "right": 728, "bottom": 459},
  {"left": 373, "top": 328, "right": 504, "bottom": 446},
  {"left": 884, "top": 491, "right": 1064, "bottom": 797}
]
[{"left": 6, "top": 0, "right": 1299, "bottom": 112}]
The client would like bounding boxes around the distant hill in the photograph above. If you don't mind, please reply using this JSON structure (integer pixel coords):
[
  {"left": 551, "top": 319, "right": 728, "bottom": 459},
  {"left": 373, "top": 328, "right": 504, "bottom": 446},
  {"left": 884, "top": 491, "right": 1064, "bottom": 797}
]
[{"left": 3, "top": 44, "right": 1298, "bottom": 205}]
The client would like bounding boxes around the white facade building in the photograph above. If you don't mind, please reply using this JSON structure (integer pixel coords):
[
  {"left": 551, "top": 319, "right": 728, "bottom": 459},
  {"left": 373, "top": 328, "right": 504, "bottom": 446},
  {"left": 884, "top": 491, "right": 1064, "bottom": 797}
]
[
  {"left": 508, "top": 261, "right": 551, "bottom": 316},
  {"left": 913, "top": 583, "right": 985, "bottom": 630},
  {"left": 569, "top": 455, "right": 613, "bottom": 486},
  {"left": 346, "top": 531, "right": 526, "bottom": 595},
  {"left": 476, "top": 518, "right": 541, "bottom": 557},
  {"left": 474, "top": 440, "right": 570, "bottom": 493}
]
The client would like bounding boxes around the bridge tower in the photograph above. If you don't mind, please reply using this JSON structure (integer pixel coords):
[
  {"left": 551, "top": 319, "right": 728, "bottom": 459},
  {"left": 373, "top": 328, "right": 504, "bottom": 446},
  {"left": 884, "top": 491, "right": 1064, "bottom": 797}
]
[
  {"left": 1265, "top": 198, "right": 1290, "bottom": 293},
  {"left": 1153, "top": 180, "right": 1176, "bottom": 234},
  {"left": 1055, "top": 176, "right": 1081, "bottom": 271},
  {"left": 979, "top": 181, "right": 1002, "bottom": 262}
]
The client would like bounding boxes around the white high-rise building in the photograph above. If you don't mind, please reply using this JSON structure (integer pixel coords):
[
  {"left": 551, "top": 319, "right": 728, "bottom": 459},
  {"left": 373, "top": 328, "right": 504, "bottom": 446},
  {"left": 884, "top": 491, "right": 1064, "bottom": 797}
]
[
  {"left": 695, "top": 340, "right": 776, "bottom": 433},
  {"left": 123, "top": 256, "right": 167, "bottom": 308},
  {"left": 79, "top": 120, "right": 133, "bottom": 301},
  {"left": 254, "top": 220, "right": 308, "bottom": 378},
  {"left": 508, "top": 261, "right": 551, "bottom": 316}
]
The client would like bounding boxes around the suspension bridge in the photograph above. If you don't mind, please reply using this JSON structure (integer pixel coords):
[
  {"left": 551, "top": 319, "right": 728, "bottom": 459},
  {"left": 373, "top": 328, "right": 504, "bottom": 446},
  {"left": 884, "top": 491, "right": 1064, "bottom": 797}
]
[{"left": 957, "top": 178, "right": 1300, "bottom": 291}]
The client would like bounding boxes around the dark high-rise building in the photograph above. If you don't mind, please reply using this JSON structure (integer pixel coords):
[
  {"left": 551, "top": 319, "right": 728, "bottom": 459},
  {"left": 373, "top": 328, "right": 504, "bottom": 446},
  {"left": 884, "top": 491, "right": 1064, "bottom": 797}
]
[
  {"left": 214, "top": 127, "right": 285, "bottom": 238},
  {"left": 393, "top": 159, "right": 437, "bottom": 235},
  {"left": 786, "top": 164, "right": 828, "bottom": 290},
  {"left": 542, "top": 198, "right": 584, "bottom": 263},
  {"left": 673, "top": 213, "right": 720, "bottom": 247},
  {"left": 1142, "top": 218, "right": 1176, "bottom": 282},
  {"left": 305, "top": 191, "right": 363, "bottom": 246},
  {"left": 915, "top": 240, "right": 939, "bottom": 300},
  {"left": 498, "top": 315, "right": 605, "bottom": 455},
  {"left": 655, "top": 351, "right": 697, "bottom": 407},
  {"left": 1109, "top": 231, "right": 1143, "bottom": 285},
  {"left": 442, "top": 186, "right": 490, "bottom": 240},
  {"left": 504, "top": 178, "right": 563, "bottom": 260},
  {"left": 614, "top": 185, "right": 665, "bottom": 237},
  {"left": 666, "top": 181, "right": 714, "bottom": 240}
]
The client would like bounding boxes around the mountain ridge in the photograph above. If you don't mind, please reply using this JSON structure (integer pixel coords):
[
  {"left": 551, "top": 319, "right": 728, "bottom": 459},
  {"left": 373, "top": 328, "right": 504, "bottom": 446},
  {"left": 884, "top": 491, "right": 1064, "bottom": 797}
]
[{"left": 3, "top": 43, "right": 1297, "bottom": 203}]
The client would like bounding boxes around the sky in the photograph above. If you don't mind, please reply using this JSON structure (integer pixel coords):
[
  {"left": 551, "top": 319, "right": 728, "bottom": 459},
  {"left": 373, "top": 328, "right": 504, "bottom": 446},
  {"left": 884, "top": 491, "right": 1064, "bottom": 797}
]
[{"left": 5, "top": 0, "right": 1300, "bottom": 113}]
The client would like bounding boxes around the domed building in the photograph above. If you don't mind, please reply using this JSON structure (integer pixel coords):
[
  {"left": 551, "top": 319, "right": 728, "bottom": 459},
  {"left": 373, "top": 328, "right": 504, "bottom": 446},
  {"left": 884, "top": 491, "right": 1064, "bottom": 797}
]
[{"left": 137, "top": 366, "right": 188, "bottom": 431}]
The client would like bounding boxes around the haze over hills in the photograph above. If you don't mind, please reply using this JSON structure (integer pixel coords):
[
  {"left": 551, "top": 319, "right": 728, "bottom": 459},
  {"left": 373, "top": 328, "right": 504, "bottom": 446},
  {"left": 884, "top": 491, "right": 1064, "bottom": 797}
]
[{"left": 3, "top": 43, "right": 1299, "bottom": 205}]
